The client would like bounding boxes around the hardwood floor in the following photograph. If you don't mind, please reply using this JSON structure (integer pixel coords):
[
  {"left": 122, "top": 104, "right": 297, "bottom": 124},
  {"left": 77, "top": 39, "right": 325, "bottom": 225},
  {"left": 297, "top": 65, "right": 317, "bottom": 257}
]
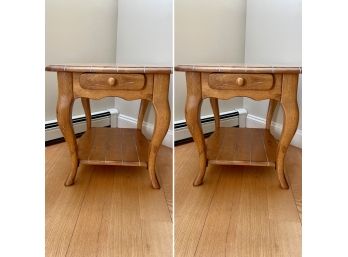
[
  {"left": 175, "top": 142, "right": 302, "bottom": 257},
  {"left": 46, "top": 139, "right": 301, "bottom": 257},
  {"left": 46, "top": 142, "right": 173, "bottom": 257}
]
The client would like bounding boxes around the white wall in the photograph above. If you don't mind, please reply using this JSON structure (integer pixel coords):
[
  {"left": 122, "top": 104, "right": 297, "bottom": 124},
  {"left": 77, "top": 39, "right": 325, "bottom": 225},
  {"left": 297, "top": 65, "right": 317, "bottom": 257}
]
[
  {"left": 174, "top": 0, "right": 246, "bottom": 121},
  {"left": 45, "top": 0, "right": 117, "bottom": 121},
  {"left": 244, "top": 0, "right": 302, "bottom": 130},
  {"left": 115, "top": 0, "right": 173, "bottom": 125}
]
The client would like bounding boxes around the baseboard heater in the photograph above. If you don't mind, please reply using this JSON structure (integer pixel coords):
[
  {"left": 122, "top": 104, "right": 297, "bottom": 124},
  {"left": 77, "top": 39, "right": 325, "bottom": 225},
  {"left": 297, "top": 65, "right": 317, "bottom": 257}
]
[
  {"left": 174, "top": 110, "right": 241, "bottom": 146},
  {"left": 45, "top": 109, "right": 117, "bottom": 146}
]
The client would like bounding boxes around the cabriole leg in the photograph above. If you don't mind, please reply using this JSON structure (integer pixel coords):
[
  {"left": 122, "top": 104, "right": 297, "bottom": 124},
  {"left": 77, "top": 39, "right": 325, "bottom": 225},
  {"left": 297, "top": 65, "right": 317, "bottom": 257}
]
[
  {"left": 81, "top": 98, "right": 91, "bottom": 130},
  {"left": 276, "top": 74, "right": 299, "bottom": 189},
  {"left": 148, "top": 74, "right": 170, "bottom": 189},
  {"left": 266, "top": 99, "right": 278, "bottom": 130},
  {"left": 56, "top": 72, "right": 79, "bottom": 186},
  {"left": 209, "top": 97, "right": 220, "bottom": 130},
  {"left": 185, "top": 72, "right": 207, "bottom": 186},
  {"left": 137, "top": 99, "right": 149, "bottom": 130}
]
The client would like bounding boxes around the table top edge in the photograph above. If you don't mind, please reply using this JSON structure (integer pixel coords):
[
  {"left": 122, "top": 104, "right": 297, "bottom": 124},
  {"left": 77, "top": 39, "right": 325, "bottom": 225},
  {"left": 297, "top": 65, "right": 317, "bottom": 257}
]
[
  {"left": 45, "top": 65, "right": 173, "bottom": 74},
  {"left": 175, "top": 65, "right": 302, "bottom": 74}
]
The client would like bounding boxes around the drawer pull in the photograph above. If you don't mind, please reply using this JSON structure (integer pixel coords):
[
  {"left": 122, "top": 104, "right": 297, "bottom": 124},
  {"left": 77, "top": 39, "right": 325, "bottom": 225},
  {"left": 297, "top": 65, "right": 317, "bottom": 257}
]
[
  {"left": 107, "top": 77, "right": 116, "bottom": 86},
  {"left": 236, "top": 77, "right": 245, "bottom": 86}
]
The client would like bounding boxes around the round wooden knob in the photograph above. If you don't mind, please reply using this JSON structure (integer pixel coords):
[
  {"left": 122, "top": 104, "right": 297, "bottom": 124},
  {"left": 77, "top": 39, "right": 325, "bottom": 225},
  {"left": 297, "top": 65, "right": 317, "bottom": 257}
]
[
  {"left": 107, "top": 77, "right": 116, "bottom": 86},
  {"left": 236, "top": 77, "right": 245, "bottom": 86}
]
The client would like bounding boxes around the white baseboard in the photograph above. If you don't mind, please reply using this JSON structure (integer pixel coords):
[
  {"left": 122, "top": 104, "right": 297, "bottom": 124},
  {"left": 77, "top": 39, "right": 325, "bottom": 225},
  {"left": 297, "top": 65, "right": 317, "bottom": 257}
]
[
  {"left": 45, "top": 109, "right": 172, "bottom": 148},
  {"left": 236, "top": 108, "right": 247, "bottom": 128},
  {"left": 45, "top": 109, "right": 118, "bottom": 142},
  {"left": 246, "top": 114, "right": 302, "bottom": 148},
  {"left": 174, "top": 109, "right": 246, "bottom": 142},
  {"left": 46, "top": 108, "right": 301, "bottom": 149},
  {"left": 118, "top": 114, "right": 173, "bottom": 148}
]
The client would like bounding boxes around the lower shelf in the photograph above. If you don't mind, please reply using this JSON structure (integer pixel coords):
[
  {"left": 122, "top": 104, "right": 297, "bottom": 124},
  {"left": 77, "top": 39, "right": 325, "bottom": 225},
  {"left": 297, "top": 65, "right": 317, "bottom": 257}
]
[
  {"left": 78, "top": 127, "right": 149, "bottom": 167},
  {"left": 206, "top": 127, "right": 277, "bottom": 167}
]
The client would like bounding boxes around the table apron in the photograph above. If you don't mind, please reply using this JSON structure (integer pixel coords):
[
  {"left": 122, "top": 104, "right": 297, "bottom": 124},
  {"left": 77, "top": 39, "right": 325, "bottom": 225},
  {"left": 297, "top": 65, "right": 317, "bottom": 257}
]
[
  {"left": 201, "top": 72, "right": 282, "bottom": 101},
  {"left": 202, "top": 89, "right": 281, "bottom": 101},
  {"left": 72, "top": 72, "right": 154, "bottom": 101}
]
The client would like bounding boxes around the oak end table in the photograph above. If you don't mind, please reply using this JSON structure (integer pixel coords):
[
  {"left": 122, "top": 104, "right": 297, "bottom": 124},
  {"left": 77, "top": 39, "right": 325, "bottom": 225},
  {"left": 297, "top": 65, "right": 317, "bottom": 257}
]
[
  {"left": 46, "top": 64, "right": 172, "bottom": 189},
  {"left": 175, "top": 64, "right": 301, "bottom": 189}
]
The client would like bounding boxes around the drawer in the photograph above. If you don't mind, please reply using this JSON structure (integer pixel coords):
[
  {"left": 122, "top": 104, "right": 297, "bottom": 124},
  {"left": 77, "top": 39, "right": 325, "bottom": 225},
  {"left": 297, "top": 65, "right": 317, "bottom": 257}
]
[
  {"left": 79, "top": 73, "right": 145, "bottom": 90},
  {"left": 208, "top": 73, "right": 274, "bottom": 90}
]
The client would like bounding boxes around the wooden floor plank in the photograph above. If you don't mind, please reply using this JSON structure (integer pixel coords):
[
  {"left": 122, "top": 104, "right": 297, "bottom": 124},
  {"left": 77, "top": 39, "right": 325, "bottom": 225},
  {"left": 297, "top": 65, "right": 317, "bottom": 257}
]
[
  {"left": 45, "top": 143, "right": 72, "bottom": 211},
  {"left": 46, "top": 142, "right": 173, "bottom": 257},
  {"left": 45, "top": 164, "right": 93, "bottom": 257},
  {"left": 65, "top": 166, "right": 115, "bottom": 257},
  {"left": 175, "top": 142, "right": 302, "bottom": 257},
  {"left": 138, "top": 165, "right": 173, "bottom": 257},
  {"left": 119, "top": 167, "right": 144, "bottom": 257},
  {"left": 225, "top": 167, "right": 272, "bottom": 257},
  {"left": 95, "top": 167, "right": 123, "bottom": 257},
  {"left": 175, "top": 142, "right": 222, "bottom": 257},
  {"left": 264, "top": 165, "right": 302, "bottom": 257},
  {"left": 157, "top": 146, "right": 174, "bottom": 219},
  {"left": 285, "top": 146, "right": 302, "bottom": 221},
  {"left": 174, "top": 142, "right": 204, "bottom": 211},
  {"left": 92, "top": 165, "right": 173, "bottom": 257},
  {"left": 45, "top": 143, "right": 65, "bottom": 175},
  {"left": 194, "top": 166, "right": 243, "bottom": 257}
]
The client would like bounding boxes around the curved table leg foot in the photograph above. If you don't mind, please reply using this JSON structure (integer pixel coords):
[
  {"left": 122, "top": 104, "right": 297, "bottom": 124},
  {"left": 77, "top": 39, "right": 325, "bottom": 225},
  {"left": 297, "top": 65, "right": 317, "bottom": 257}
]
[
  {"left": 148, "top": 74, "right": 171, "bottom": 189},
  {"left": 57, "top": 72, "right": 79, "bottom": 186},
  {"left": 276, "top": 74, "right": 299, "bottom": 189},
  {"left": 185, "top": 72, "right": 207, "bottom": 186}
]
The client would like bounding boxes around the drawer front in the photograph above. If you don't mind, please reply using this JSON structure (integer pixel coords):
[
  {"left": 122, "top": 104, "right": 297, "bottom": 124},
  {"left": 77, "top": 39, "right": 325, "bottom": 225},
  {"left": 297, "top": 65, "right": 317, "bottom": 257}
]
[
  {"left": 79, "top": 73, "right": 145, "bottom": 90},
  {"left": 208, "top": 73, "right": 274, "bottom": 90}
]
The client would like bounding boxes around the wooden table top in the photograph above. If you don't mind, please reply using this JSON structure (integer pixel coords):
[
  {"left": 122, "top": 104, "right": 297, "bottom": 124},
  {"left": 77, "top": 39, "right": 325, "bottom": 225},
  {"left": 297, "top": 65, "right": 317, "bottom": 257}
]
[
  {"left": 45, "top": 64, "right": 172, "bottom": 74},
  {"left": 175, "top": 64, "right": 301, "bottom": 74}
]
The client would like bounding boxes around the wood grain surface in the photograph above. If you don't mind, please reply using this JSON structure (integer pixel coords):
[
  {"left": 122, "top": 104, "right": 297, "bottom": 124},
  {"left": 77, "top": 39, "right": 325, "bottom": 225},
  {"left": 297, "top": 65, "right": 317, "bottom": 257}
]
[
  {"left": 46, "top": 142, "right": 173, "bottom": 257},
  {"left": 78, "top": 127, "right": 149, "bottom": 167},
  {"left": 46, "top": 64, "right": 172, "bottom": 74},
  {"left": 184, "top": 72, "right": 207, "bottom": 186},
  {"left": 73, "top": 73, "right": 154, "bottom": 101},
  {"left": 56, "top": 72, "right": 79, "bottom": 186},
  {"left": 276, "top": 74, "right": 300, "bottom": 189},
  {"left": 50, "top": 66, "right": 171, "bottom": 189},
  {"left": 175, "top": 142, "right": 302, "bottom": 257},
  {"left": 208, "top": 73, "right": 274, "bottom": 90},
  {"left": 79, "top": 73, "right": 146, "bottom": 90},
  {"left": 177, "top": 66, "right": 299, "bottom": 189},
  {"left": 206, "top": 128, "right": 277, "bottom": 167},
  {"left": 209, "top": 98, "right": 220, "bottom": 130},
  {"left": 175, "top": 64, "right": 301, "bottom": 74},
  {"left": 201, "top": 72, "right": 282, "bottom": 101}
]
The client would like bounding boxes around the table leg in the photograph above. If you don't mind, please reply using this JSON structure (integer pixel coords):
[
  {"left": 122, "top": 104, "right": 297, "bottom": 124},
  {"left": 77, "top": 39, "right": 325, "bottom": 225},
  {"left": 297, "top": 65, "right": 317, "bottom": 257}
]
[
  {"left": 185, "top": 72, "right": 207, "bottom": 186},
  {"left": 266, "top": 99, "right": 278, "bottom": 130},
  {"left": 148, "top": 74, "right": 170, "bottom": 189},
  {"left": 276, "top": 74, "right": 299, "bottom": 189},
  {"left": 209, "top": 98, "right": 220, "bottom": 130},
  {"left": 137, "top": 99, "right": 149, "bottom": 130},
  {"left": 81, "top": 98, "right": 91, "bottom": 130},
  {"left": 56, "top": 72, "right": 79, "bottom": 186}
]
